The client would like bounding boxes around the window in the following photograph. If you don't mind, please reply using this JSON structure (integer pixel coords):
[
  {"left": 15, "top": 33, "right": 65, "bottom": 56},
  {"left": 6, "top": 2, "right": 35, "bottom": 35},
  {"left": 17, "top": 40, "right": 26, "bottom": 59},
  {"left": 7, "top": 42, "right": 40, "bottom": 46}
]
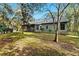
[
  {"left": 46, "top": 25, "right": 48, "bottom": 29},
  {"left": 36, "top": 25, "right": 39, "bottom": 30},
  {"left": 60, "top": 22, "right": 65, "bottom": 30},
  {"left": 40, "top": 26, "right": 42, "bottom": 30}
]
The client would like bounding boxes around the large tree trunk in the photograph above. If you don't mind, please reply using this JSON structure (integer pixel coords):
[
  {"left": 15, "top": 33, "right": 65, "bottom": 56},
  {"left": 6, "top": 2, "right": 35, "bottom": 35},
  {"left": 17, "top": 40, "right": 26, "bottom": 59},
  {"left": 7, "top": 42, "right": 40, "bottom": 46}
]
[
  {"left": 54, "top": 24, "right": 59, "bottom": 42},
  {"left": 54, "top": 6, "right": 60, "bottom": 43},
  {"left": 54, "top": 20, "right": 60, "bottom": 42}
]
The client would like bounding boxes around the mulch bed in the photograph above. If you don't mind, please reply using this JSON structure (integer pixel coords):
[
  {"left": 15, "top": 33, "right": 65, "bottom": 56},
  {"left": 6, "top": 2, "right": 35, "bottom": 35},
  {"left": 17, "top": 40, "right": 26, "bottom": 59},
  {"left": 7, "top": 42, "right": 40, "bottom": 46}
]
[
  {"left": 59, "top": 42, "right": 76, "bottom": 51},
  {"left": 0, "top": 38, "right": 13, "bottom": 48}
]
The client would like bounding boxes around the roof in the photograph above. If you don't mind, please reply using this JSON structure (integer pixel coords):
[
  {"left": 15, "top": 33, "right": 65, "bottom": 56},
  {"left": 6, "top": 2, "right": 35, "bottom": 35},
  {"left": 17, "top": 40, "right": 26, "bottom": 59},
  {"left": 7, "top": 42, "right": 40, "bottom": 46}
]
[{"left": 29, "top": 16, "right": 68, "bottom": 25}]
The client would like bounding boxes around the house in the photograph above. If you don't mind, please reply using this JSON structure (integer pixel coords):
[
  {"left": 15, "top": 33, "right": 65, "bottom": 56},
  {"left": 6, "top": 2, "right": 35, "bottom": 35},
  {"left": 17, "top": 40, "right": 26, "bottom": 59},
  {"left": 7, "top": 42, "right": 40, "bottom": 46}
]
[
  {"left": 22, "top": 16, "right": 68, "bottom": 34},
  {"left": 34, "top": 19, "right": 68, "bottom": 33}
]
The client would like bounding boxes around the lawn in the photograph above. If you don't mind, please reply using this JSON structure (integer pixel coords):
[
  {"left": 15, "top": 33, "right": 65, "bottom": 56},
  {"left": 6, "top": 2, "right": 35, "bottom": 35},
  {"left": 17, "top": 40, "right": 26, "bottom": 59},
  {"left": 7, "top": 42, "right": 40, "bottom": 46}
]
[{"left": 0, "top": 32, "right": 79, "bottom": 56}]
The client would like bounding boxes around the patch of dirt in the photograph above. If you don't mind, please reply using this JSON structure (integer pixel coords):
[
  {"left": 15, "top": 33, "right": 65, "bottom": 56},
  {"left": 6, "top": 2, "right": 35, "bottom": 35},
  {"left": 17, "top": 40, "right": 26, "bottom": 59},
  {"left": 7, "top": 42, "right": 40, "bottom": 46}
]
[
  {"left": 0, "top": 36, "right": 79, "bottom": 56},
  {"left": 2, "top": 38, "right": 13, "bottom": 43},
  {"left": 46, "top": 40, "right": 78, "bottom": 52},
  {"left": 43, "top": 40, "right": 79, "bottom": 55},
  {"left": 60, "top": 43, "right": 75, "bottom": 51},
  {"left": 58, "top": 41, "right": 78, "bottom": 52},
  {"left": 0, "top": 38, "right": 13, "bottom": 48}
]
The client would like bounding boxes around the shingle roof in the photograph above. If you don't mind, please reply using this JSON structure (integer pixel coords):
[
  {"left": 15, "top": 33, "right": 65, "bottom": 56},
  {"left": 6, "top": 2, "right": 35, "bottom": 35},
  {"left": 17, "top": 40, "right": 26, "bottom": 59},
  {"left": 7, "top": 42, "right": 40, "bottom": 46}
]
[{"left": 29, "top": 16, "right": 68, "bottom": 25}]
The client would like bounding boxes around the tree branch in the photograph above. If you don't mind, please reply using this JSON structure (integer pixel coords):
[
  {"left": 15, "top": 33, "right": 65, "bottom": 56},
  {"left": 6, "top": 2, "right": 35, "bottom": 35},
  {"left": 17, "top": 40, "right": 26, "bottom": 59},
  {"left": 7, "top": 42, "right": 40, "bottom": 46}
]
[
  {"left": 47, "top": 10, "right": 55, "bottom": 22},
  {"left": 60, "top": 3, "right": 70, "bottom": 16}
]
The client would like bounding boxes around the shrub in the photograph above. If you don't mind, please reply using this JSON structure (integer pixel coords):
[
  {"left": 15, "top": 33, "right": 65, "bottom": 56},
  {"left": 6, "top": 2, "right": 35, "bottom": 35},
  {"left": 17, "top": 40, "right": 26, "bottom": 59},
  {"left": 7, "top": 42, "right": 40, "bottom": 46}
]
[{"left": 48, "top": 29, "right": 52, "bottom": 33}]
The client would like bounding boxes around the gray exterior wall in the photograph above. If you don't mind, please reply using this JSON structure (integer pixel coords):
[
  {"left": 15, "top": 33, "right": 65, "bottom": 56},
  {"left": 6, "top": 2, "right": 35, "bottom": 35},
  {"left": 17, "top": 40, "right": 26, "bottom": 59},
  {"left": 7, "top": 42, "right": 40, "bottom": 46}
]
[
  {"left": 41, "top": 24, "right": 56, "bottom": 32},
  {"left": 34, "top": 22, "right": 68, "bottom": 33}
]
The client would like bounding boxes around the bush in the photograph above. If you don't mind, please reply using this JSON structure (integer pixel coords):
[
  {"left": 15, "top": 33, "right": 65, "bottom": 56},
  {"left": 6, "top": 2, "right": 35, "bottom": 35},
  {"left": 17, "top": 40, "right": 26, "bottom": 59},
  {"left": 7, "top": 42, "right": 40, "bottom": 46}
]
[{"left": 48, "top": 29, "right": 52, "bottom": 33}]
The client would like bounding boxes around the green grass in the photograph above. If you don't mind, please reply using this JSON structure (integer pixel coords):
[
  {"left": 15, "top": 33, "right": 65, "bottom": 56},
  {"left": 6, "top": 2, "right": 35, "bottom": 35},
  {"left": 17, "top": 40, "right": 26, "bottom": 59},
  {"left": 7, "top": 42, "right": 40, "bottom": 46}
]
[
  {"left": 0, "top": 32, "right": 79, "bottom": 56},
  {"left": 0, "top": 32, "right": 25, "bottom": 41},
  {"left": 23, "top": 32, "right": 79, "bottom": 47}
]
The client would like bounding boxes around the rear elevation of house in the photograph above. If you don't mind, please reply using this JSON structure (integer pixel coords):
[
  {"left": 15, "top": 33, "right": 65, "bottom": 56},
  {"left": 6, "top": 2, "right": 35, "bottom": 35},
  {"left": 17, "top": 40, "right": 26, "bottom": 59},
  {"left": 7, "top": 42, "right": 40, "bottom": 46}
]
[{"left": 22, "top": 17, "right": 68, "bottom": 33}]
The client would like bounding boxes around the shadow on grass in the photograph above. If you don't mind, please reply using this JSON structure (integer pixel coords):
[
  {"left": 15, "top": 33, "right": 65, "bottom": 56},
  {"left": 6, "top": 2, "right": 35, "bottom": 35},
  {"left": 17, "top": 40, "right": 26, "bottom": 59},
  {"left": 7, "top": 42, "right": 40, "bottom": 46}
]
[
  {"left": 0, "top": 32, "right": 27, "bottom": 48},
  {"left": 1, "top": 46, "right": 66, "bottom": 56},
  {"left": 0, "top": 32, "right": 79, "bottom": 56}
]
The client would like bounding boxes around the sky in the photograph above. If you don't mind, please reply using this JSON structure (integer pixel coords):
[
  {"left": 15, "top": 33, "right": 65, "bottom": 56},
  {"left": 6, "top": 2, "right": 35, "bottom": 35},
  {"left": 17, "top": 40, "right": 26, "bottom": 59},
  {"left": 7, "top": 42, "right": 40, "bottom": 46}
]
[
  {"left": 9, "top": 3, "right": 17, "bottom": 9},
  {"left": 9, "top": 3, "right": 56, "bottom": 20}
]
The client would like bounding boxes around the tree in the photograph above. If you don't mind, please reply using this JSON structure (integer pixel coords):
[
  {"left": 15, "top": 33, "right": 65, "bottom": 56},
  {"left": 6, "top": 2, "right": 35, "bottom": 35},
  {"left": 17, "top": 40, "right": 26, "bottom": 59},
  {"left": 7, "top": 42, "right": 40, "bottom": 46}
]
[
  {"left": 66, "top": 4, "right": 79, "bottom": 35},
  {"left": 16, "top": 3, "right": 46, "bottom": 32},
  {"left": 53, "top": 4, "right": 70, "bottom": 42},
  {"left": 0, "top": 4, "right": 13, "bottom": 33},
  {"left": 0, "top": 4, "right": 13, "bottom": 28},
  {"left": 40, "top": 3, "right": 70, "bottom": 42}
]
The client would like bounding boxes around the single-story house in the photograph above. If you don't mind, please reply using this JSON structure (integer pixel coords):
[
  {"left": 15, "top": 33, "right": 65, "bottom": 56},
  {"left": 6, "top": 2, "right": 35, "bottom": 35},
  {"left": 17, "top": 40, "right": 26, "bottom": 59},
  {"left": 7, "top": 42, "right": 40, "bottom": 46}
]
[{"left": 22, "top": 17, "right": 69, "bottom": 33}]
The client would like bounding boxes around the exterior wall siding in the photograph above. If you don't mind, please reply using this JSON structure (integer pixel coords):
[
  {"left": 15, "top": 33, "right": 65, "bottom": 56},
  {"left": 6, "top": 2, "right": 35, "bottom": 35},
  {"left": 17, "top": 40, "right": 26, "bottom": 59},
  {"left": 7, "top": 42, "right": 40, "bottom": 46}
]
[
  {"left": 41, "top": 24, "right": 56, "bottom": 32},
  {"left": 34, "top": 22, "right": 68, "bottom": 33}
]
